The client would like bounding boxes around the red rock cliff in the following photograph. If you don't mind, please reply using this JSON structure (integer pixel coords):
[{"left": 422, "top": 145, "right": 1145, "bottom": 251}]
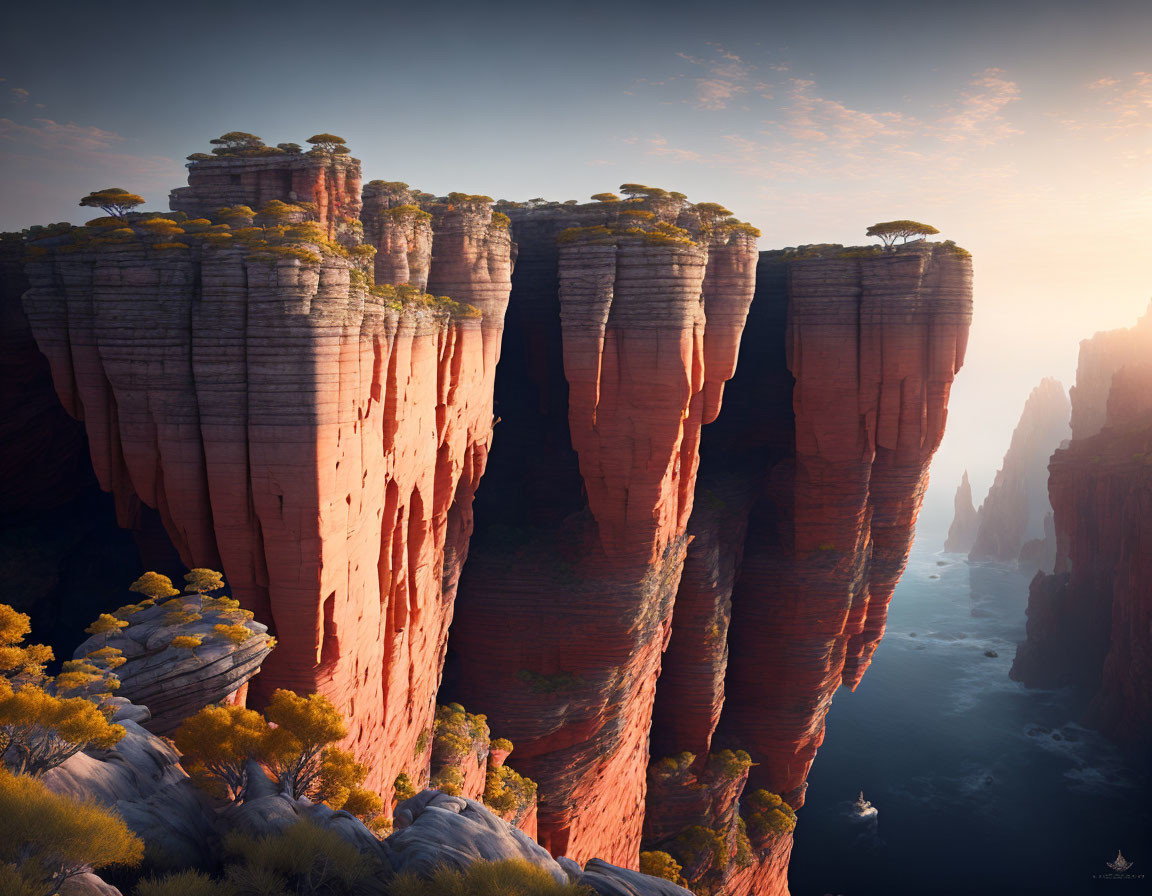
[
  {"left": 645, "top": 243, "right": 972, "bottom": 895},
  {"left": 443, "top": 200, "right": 758, "bottom": 866},
  {"left": 21, "top": 144, "right": 511, "bottom": 796},
  {"left": 1012, "top": 306, "right": 1152, "bottom": 749}
]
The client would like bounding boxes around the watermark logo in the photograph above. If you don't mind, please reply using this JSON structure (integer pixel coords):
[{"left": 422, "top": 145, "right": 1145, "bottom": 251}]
[
  {"left": 1094, "top": 849, "right": 1143, "bottom": 881},
  {"left": 1107, "top": 852, "right": 1133, "bottom": 873}
]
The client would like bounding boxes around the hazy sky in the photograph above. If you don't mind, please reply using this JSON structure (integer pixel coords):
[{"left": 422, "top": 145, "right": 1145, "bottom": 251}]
[{"left": 4, "top": 0, "right": 1151, "bottom": 534}]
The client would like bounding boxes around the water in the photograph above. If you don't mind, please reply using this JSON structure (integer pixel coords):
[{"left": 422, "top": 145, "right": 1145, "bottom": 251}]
[{"left": 788, "top": 542, "right": 1151, "bottom": 896}]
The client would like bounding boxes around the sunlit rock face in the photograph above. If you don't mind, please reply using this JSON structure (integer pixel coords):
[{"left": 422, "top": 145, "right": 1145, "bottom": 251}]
[
  {"left": 646, "top": 244, "right": 973, "bottom": 894},
  {"left": 13, "top": 149, "right": 973, "bottom": 893},
  {"left": 443, "top": 199, "right": 758, "bottom": 866},
  {"left": 1013, "top": 306, "right": 1152, "bottom": 750},
  {"left": 20, "top": 148, "right": 511, "bottom": 796},
  {"left": 967, "top": 377, "right": 1069, "bottom": 566}
]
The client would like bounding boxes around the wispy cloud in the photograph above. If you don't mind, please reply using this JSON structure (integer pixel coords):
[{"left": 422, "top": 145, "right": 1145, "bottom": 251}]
[{"left": 674, "top": 46, "right": 776, "bottom": 110}]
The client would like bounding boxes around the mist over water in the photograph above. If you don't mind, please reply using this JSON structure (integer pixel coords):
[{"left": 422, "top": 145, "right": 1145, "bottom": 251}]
[{"left": 788, "top": 537, "right": 1150, "bottom": 896}]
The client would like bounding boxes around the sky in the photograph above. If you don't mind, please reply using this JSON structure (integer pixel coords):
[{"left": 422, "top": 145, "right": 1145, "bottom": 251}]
[{"left": 3, "top": 0, "right": 1151, "bottom": 534}]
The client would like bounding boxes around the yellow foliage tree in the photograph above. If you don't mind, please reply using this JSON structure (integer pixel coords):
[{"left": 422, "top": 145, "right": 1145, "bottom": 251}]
[
  {"left": 78, "top": 187, "right": 144, "bottom": 219},
  {"left": 0, "top": 768, "right": 143, "bottom": 896},
  {"left": 0, "top": 679, "right": 125, "bottom": 776},
  {"left": 172, "top": 704, "right": 269, "bottom": 802},
  {"left": 261, "top": 689, "right": 347, "bottom": 799},
  {"left": 85, "top": 614, "right": 128, "bottom": 636},
  {"left": 130, "top": 572, "right": 180, "bottom": 600},
  {"left": 183, "top": 569, "right": 225, "bottom": 594},
  {"left": 0, "top": 605, "right": 53, "bottom": 683}
]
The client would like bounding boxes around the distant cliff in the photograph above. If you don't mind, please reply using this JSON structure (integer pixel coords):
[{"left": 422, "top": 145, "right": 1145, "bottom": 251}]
[
  {"left": 965, "top": 378, "right": 1069, "bottom": 568},
  {"left": 944, "top": 471, "right": 979, "bottom": 553},
  {"left": 1012, "top": 306, "right": 1152, "bottom": 750}
]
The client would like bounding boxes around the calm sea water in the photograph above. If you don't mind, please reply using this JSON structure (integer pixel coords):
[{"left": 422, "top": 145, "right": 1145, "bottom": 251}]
[{"left": 787, "top": 540, "right": 1151, "bottom": 896}]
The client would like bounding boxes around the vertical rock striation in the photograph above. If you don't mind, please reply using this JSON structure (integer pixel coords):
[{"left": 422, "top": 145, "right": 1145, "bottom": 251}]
[
  {"left": 20, "top": 143, "right": 511, "bottom": 795},
  {"left": 445, "top": 199, "right": 758, "bottom": 866},
  {"left": 646, "top": 243, "right": 972, "bottom": 895},
  {"left": 1012, "top": 306, "right": 1152, "bottom": 750},
  {"left": 967, "top": 377, "right": 1069, "bottom": 566}
]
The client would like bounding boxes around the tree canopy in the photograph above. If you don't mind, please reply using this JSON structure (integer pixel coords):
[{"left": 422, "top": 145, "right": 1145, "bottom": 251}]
[
  {"left": 0, "top": 768, "right": 143, "bottom": 896},
  {"left": 78, "top": 188, "right": 144, "bottom": 219},
  {"left": 865, "top": 220, "right": 940, "bottom": 248},
  {"left": 210, "top": 132, "right": 265, "bottom": 155},
  {"left": 306, "top": 133, "right": 347, "bottom": 152}
]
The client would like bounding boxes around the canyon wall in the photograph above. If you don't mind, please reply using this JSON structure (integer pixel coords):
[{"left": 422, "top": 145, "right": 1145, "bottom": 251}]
[
  {"left": 637, "top": 244, "right": 972, "bottom": 893},
  {"left": 444, "top": 200, "right": 760, "bottom": 866},
  {"left": 1012, "top": 306, "right": 1152, "bottom": 749},
  {"left": 20, "top": 145, "right": 511, "bottom": 796},
  {"left": 966, "top": 377, "right": 1069, "bottom": 568},
  {"left": 9, "top": 147, "right": 974, "bottom": 894}
]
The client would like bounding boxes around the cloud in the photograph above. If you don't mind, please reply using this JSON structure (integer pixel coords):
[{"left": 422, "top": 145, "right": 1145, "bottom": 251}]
[
  {"left": 9, "top": 87, "right": 29, "bottom": 103},
  {"left": 935, "top": 68, "right": 1021, "bottom": 145},
  {"left": 675, "top": 46, "right": 776, "bottom": 110},
  {"left": 0, "top": 118, "right": 125, "bottom": 152}
]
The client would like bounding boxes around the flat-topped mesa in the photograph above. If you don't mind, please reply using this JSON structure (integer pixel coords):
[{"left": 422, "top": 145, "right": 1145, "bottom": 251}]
[
  {"left": 361, "top": 181, "right": 434, "bottom": 290},
  {"left": 172, "top": 138, "right": 362, "bottom": 242},
  {"left": 19, "top": 139, "right": 511, "bottom": 797},
  {"left": 1012, "top": 310, "right": 1152, "bottom": 750},
  {"left": 444, "top": 193, "right": 758, "bottom": 865},
  {"left": 968, "top": 377, "right": 1069, "bottom": 565}
]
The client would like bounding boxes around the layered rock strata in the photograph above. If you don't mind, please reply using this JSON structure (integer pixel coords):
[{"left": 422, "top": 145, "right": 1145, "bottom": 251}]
[
  {"left": 20, "top": 143, "right": 511, "bottom": 796},
  {"left": 644, "top": 244, "right": 972, "bottom": 893},
  {"left": 445, "top": 200, "right": 758, "bottom": 865},
  {"left": 1012, "top": 309, "right": 1152, "bottom": 749},
  {"left": 967, "top": 377, "right": 1069, "bottom": 565}
]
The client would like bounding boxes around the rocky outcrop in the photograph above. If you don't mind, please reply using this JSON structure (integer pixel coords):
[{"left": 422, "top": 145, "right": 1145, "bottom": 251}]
[
  {"left": 967, "top": 378, "right": 1069, "bottom": 566},
  {"left": 361, "top": 181, "right": 433, "bottom": 290},
  {"left": 944, "top": 471, "right": 979, "bottom": 553},
  {"left": 171, "top": 150, "right": 362, "bottom": 241},
  {"left": 1012, "top": 312, "right": 1152, "bottom": 749},
  {"left": 20, "top": 143, "right": 511, "bottom": 797},
  {"left": 72, "top": 591, "right": 275, "bottom": 734},
  {"left": 444, "top": 200, "right": 758, "bottom": 865},
  {"left": 43, "top": 710, "right": 219, "bottom": 869}
]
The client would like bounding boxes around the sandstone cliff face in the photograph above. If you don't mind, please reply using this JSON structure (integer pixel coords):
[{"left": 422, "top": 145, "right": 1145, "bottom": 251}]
[
  {"left": 444, "top": 200, "right": 758, "bottom": 866},
  {"left": 944, "top": 471, "right": 979, "bottom": 553},
  {"left": 642, "top": 244, "right": 972, "bottom": 894},
  {"left": 361, "top": 181, "right": 433, "bottom": 290},
  {"left": 21, "top": 148, "right": 511, "bottom": 796},
  {"left": 1068, "top": 303, "right": 1152, "bottom": 440},
  {"left": 967, "top": 377, "right": 1069, "bottom": 566},
  {"left": 171, "top": 151, "right": 362, "bottom": 241},
  {"left": 1012, "top": 311, "right": 1152, "bottom": 749}
]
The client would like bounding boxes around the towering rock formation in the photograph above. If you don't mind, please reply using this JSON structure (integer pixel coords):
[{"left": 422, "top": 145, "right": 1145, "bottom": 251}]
[
  {"left": 967, "top": 377, "right": 1069, "bottom": 567},
  {"left": 20, "top": 139, "right": 511, "bottom": 795},
  {"left": 1013, "top": 306, "right": 1152, "bottom": 750},
  {"left": 444, "top": 198, "right": 759, "bottom": 865},
  {"left": 7, "top": 146, "right": 973, "bottom": 893},
  {"left": 944, "top": 471, "right": 979, "bottom": 553},
  {"left": 638, "top": 243, "right": 972, "bottom": 893}
]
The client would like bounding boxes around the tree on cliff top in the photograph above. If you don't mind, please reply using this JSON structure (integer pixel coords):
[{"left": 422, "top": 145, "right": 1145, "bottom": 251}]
[
  {"left": 210, "top": 132, "right": 265, "bottom": 155},
  {"left": 866, "top": 220, "right": 939, "bottom": 248},
  {"left": 78, "top": 188, "right": 144, "bottom": 219},
  {"left": 306, "top": 133, "right": 347, "bottom": 153}
]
